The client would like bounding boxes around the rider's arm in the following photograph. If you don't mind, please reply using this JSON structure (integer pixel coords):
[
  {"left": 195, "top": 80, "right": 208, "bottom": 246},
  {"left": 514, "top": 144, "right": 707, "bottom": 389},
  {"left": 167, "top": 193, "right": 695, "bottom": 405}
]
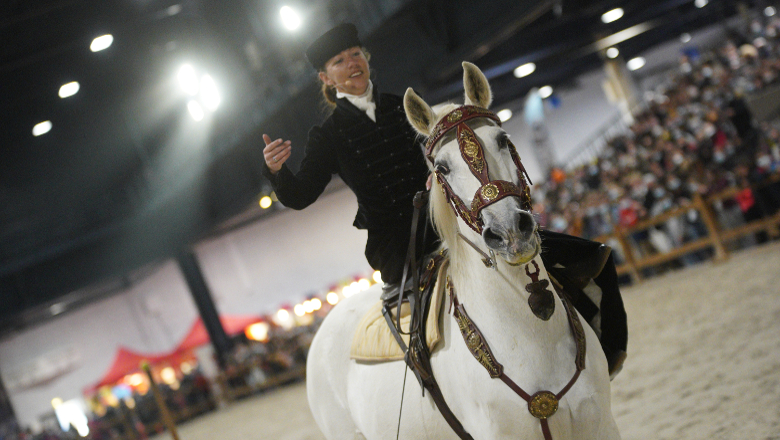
[{"left": 261, "top": 126, "right": 339, "bottom": 210}]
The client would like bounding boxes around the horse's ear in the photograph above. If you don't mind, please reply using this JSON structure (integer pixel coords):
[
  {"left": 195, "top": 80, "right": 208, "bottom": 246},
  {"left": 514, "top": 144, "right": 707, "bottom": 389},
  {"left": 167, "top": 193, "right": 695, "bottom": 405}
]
[
  {"left": 463, "top": 62, "right": 492, "bottom": 109},
  {"left": 403, "top": 87, "right": 435, "bottom": 136}
]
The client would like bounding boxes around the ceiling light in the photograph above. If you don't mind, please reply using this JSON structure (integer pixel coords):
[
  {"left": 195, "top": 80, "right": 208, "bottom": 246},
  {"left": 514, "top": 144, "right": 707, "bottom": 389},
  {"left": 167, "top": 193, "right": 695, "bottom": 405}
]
[
  {"left": 32, "top": 121, "right": 52, "bottom": 136},
  {"left": 166, "top": 4, "right": 182, "bottom": 16},
  {"left": 694, "top": 0, "right": 707, "bottom": 8},
  {"left": 601, "top": 8, "right": 624, "bottom": 23},
  {"left": 49, "top": 303, "right": 66, "bottom": 315},
  {"left": 326, "top": 292, "right": 339, "bottom": 305},
  {"left": 513, "top": 62, "right": 536, "bottom": 78},
  {"left": 187, "top": 100, "right": 204, "bottom": 121},
  {"left": 90, "top": 34, "right": 113, "bottom": 52},
  {"left": 372, "top": 270, "right": 382, "bottom": 283},
  {"left": 591, "top": 22, "right": 653, "bottom": 52},
  {"left": 199, "top": 74, "right": 221, "bottom": 111},
  {"left": 765, "top": 6, "right": 776, "bottom": 16},
  {"left": 280, "top": 6, "right": 301, "bottom": 30},
  {"left": 259, "top": 196, "right": 272, "bottom": 209},
  {"left": 538, "top": 85, "right": 553, "bottom": 98},
  {"left": 680, "top": 33, "right": 692, "bottom": 43},
  {"left": 58, "top": 81, "right": 80, "bottom": 98},
  {"left": 497, "top": 109, "right": 513, "bottom": 122},
  {"left": 626, "top": 57, "right": 646, "bottom": 71},
  {"left": 606, "top": 47, "right": 619, "bottom": 59},
  {"left": 178, "top": 64, "right": 199, "bottom": 95}
]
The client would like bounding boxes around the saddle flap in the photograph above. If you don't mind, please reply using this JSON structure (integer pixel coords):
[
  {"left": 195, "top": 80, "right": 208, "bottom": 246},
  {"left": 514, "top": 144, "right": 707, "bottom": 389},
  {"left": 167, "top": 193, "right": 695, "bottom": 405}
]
[{"left": 350, "top": 260, "right": 449, "bottom": 362}]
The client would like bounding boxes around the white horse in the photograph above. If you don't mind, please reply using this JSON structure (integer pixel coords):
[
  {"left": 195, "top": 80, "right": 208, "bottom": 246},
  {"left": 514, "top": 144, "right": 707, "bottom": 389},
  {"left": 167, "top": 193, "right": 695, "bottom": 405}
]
[{"left": 306, "top": 62, "right": 620, "bottom": 440}]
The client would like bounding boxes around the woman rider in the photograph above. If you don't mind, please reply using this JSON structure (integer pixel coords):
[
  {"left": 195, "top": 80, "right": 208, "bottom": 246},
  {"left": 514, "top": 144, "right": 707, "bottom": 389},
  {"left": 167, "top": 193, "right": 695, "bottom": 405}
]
[
  {"left": 261, "top": 23, "right": 627, "bottom": 376},
  {"left": 261, "top": 23, "right": 440, "bottom": 294}
]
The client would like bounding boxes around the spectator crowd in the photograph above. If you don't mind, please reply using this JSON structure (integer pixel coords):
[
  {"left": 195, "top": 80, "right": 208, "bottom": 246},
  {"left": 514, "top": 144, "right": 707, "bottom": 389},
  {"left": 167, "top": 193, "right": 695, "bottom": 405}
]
[{"left": 536, "top": 15, "right": 780, "bottom": 264}]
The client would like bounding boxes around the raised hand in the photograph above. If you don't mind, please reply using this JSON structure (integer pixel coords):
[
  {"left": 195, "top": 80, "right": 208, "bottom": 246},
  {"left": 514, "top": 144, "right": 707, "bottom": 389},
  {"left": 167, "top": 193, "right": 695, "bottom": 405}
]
[{"left": 262, "top": 134, "right": 293, "bottom": 174}]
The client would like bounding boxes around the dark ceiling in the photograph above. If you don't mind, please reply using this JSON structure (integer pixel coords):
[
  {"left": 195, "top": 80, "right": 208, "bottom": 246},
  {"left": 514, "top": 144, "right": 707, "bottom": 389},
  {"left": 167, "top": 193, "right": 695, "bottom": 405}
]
[{"left": 0, "top": 0, "right": 751, "bottom": 335}]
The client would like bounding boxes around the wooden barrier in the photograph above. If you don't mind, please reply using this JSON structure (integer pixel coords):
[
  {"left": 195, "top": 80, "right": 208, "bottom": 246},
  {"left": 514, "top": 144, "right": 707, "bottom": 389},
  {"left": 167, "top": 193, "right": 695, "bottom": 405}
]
[
  {"left": 217, "top": 362, "right": 307, "bottom": 401},
  {"left": 592, "top": 175, "right": 780, "bottom": 284}
]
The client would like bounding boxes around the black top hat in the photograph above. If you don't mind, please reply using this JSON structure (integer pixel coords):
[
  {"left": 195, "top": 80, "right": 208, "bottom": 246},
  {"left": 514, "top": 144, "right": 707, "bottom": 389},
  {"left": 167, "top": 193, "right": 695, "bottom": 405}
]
[{"left": 305, "top": 23, "right": 362, "bottom": 70}]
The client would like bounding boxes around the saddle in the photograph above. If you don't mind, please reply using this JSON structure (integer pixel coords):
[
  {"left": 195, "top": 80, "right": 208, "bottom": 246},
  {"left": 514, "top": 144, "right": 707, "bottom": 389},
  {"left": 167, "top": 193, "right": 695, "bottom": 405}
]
[{"left": 350, "top": 256, "right": 449, "bottom": 362}]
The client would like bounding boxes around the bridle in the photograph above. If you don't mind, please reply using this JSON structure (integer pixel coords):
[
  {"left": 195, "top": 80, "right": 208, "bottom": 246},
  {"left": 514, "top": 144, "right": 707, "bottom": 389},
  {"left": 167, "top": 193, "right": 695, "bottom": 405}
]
[{"left": 426, "top": 105, "right": 533, "bottom": 235}]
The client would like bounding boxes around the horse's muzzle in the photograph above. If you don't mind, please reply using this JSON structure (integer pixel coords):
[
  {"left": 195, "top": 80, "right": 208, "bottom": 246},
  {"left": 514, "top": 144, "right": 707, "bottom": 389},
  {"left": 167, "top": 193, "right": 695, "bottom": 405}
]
[{"left": 482, "top": 211, "right": 539, "bottom": 264}]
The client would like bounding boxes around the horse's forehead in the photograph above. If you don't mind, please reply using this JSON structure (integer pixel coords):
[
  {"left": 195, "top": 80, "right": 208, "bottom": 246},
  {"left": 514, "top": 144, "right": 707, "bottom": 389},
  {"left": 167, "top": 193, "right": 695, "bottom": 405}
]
[{"left": 432, "top": 119, "right": 502, "bottom": 160}]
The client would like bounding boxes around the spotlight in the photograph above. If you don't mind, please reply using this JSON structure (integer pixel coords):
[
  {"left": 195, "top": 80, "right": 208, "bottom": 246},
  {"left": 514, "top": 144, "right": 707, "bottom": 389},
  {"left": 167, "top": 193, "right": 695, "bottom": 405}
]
[
  {"left": 601, "top": 8, "right": 624, "bottom": 24},
  {"left": 259, "top": 196, "right": 272, "bottom": 209},
  {"left": 680, "top": 33, "right": 692, "bottom": 43},
  {"left": 372, "top": 270, "right": 382, "bottom": 284},
  {"left": 765, "top": 6, "right": 776, "bottom": 17},
  {"left": 58, "top": 81, "right": 80, "bottom": 98},
  {"left": 497, "top": 109, "right": 513, "bottom": 122},
  {"left": 538, "top": 85, "right": 553, "bottom": 99},
  {"left": 199, "top": 74, "right": 221, "bottom": 111},
  {"left": 326, "top": 292, "right": 339, "bottom": 305},
  {"left": 513, "top": 63, "right": 536, "bottom": 78},
  {"left": 280, "top": 6, "right": 301, "bottom": 30},
  {"left": 187, "top": 100, "right": 204, "bottom": 121},
  {"left": 606, "top": 47, "right": 619, "bottom": 59},
  {"left": 626, "top": 57, "right": 646, "bottom": 71},
  {"left": 178, "top": 65, "right": 199, "bottom": 95},
  {"left": 32, "top": 121, "right": 52, "bottom": 137},
  {"left": 90, "top": 34, "right": 113, "bottom": 52},
  {"left": 694, "top": 0, "right": 707, "bottom": 8}
]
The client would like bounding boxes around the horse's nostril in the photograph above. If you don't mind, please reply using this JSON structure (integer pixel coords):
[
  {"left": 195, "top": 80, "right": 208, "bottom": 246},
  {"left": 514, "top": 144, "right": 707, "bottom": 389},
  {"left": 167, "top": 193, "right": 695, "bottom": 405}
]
[
  {"left": 518, "top": 212, "right": 535, "bottom": 235},
  {"left": 483, "top": 227, "right": 504, "bottom": 246}
]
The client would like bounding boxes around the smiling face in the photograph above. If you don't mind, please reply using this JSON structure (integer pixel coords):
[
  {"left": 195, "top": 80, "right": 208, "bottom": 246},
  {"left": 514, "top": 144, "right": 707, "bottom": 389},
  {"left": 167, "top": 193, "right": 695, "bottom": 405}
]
[{"left": 318, "top": 46, "right": 370, "bottom": 95}]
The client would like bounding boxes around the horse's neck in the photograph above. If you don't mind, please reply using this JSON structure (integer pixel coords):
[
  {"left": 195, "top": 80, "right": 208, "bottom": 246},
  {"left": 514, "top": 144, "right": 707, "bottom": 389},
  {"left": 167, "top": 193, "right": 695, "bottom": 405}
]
[{"left": 446, "top": 244, "right": 571, "bottom": 352}]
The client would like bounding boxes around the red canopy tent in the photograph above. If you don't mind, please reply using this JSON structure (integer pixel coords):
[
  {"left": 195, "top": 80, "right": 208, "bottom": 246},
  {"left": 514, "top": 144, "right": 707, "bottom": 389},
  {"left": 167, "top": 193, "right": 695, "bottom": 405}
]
[
  {"left": 83, "top": 346, "right": 166, "bottom": 394},
  {"left": 175, "top": 315, "right": 263, "bottom": 352},
  {"left": 83, "top": 315, "right": 261, "bottom": 394}
]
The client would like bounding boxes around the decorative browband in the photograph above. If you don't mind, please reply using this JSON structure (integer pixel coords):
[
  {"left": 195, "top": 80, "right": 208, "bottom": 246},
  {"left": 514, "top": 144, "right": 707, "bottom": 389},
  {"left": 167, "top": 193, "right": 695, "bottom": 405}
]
[{"left": 425, "top": 105, "right": 501, "bottom": 161}]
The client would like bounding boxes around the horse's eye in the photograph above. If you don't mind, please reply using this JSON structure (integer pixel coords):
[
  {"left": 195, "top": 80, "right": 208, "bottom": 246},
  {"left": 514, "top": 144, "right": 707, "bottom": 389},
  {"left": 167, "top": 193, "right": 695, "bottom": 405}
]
[{"left": 435, "top": 163, "right": 450, "bottom": 175}]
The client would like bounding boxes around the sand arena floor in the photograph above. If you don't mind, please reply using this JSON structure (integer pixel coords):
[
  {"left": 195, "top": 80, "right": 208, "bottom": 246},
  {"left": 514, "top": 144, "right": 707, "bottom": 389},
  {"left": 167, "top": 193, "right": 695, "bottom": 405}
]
[{"left": 152, "top": 241, "right": 780, "bottom": 440}]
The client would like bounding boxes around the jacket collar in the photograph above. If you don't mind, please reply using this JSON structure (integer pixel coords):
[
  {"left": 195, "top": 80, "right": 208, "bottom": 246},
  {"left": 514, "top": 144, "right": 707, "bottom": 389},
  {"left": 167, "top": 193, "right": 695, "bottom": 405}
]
[{"left": 335, "top": 83, "right": 382, "bottom": 119}]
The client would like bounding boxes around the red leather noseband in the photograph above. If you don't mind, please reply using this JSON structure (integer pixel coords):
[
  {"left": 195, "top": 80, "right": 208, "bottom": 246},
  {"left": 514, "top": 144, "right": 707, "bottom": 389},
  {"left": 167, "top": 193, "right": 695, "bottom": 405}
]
[{"left": 426, "top": 105, "right": 533, "bottom": 234}]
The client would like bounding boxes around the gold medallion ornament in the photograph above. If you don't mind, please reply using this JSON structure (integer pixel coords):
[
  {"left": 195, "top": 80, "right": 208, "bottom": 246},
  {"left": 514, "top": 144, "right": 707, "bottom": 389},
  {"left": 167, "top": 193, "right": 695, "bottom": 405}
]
[
  {"left": 528, "top": 392, "right": 559, "bottom": 419},
  {"left": 460, "top": 131, "right": 479, "bottom": 157},
  {"left": 447, "top": 109, "right": 463, "bottom": 123},
  {"left": 481, "top": 184, "right": 499, "bottom": 201}
]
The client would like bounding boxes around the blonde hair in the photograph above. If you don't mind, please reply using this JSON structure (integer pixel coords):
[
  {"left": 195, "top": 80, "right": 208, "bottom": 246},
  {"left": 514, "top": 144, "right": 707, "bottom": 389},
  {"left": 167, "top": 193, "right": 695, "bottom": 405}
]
[{"left": 318, "top": 47, "right": 371, "bottom": 108}]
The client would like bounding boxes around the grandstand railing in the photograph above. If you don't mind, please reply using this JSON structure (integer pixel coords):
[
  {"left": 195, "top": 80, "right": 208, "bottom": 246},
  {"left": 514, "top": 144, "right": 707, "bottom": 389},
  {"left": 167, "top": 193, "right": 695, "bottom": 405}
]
[
  {"left": 560, "top": 102, "right": 650, "bottom": 170},
  {"left": 593, "top": 174, "right": 780, "bottom": 284}
]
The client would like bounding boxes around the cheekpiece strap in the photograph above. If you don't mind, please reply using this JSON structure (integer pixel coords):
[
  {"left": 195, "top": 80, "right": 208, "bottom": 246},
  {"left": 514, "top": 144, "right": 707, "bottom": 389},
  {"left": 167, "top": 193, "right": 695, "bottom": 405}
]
[{"left": 435, "top": 171, "right": 483, "bottom": 233}]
